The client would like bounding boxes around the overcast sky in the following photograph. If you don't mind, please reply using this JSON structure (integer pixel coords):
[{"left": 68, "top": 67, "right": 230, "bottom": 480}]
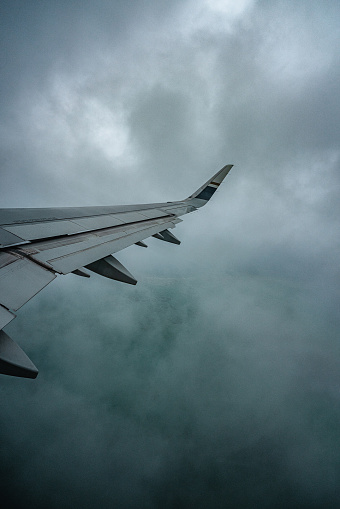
[{"left": 1, "top": 1, "right": 340, "bottom": 508}]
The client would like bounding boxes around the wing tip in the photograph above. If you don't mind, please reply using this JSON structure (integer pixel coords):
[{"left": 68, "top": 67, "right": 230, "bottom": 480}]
[{"left": 187, "top": 163, "right": 234, "bottom": 202}]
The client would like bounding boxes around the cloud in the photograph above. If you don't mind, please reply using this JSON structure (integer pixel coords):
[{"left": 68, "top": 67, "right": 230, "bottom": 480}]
[
  {"left": 1, "top": 0, "right": 340, "bottom": 507},
  {"left": 3, "top": 269, "right": 340, "bottom": 507}
]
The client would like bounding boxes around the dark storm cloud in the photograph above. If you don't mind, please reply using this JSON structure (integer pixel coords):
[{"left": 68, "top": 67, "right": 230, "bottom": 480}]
[
  {"left": 1, "top": 0, "right": 340, "bottom": 507},
  {"left": 3, "top": 272, "right": 340, "bottom": 508}
]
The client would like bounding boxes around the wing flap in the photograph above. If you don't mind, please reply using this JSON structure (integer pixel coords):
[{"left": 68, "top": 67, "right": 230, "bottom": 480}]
[
  {"left": 0, "top": 305, "right": 16, "bottom": 330},
  {"left": 0, "top": 227, "right": 25, "bottom": 247},
  {"left": 12, "top": 215, "right": 181, "bottom": 276},
  {"left": 37, "top": 219, "right": 181, "bottom": 274},
  {"left": 0, "top": 252, "right": 56, "bottom": 312}
]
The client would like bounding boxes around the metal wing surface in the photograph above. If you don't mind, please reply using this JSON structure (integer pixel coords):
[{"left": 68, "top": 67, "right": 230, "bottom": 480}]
[{"left": 0, "top": 164, "right": 233, "bottom": 378}]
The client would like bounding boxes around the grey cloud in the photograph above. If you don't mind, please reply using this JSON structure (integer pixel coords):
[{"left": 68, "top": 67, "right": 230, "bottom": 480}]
[
  {"left": 1, "top": 0, "right": 340, "bottom": 507},
  {"left": 3, "top": 271, "right": 340, "bottom": 508}
]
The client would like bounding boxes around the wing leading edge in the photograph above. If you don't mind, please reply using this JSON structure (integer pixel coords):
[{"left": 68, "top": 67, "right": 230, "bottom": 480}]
[{"left": 0, "top": 164, "right": 233, "bottom": 378}]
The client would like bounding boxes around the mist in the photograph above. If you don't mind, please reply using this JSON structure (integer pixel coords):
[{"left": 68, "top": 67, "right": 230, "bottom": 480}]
[{"left": 1, "top": 0, "right": 340, "bottom": 507}]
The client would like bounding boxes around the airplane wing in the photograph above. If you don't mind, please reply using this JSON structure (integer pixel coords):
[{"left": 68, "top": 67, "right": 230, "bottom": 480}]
[{"left": 0, "top": 164, "right": 233, "bottom": 378}]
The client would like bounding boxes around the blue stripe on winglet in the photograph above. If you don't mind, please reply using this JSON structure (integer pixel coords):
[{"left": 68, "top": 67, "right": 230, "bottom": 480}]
[{"left": 196, "top": 186, "right": 217, "bottom": 201}]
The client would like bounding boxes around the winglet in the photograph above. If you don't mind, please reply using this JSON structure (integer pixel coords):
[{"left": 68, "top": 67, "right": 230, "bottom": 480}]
[{"left": 186, "top": 164, "right": 233, "bottom": 206}]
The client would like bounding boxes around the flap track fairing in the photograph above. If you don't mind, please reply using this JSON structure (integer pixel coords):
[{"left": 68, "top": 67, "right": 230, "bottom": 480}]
[
  {"left": 152, "top": 229, "right": 180, "bottom": 245},
  {"left": 72, "top": 268, "right": 91, "bottom": 278},
  {"left": 85, "top": 255, "right": 137, "bottom": 285},
  {"left": 0, "top": 330, "right": 38, "bottom": 378}
]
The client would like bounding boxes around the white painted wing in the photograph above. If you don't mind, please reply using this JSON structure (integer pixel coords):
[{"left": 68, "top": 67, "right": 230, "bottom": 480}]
[{"left": 0, "top": 164, "right": 233, "bottom": 378}]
